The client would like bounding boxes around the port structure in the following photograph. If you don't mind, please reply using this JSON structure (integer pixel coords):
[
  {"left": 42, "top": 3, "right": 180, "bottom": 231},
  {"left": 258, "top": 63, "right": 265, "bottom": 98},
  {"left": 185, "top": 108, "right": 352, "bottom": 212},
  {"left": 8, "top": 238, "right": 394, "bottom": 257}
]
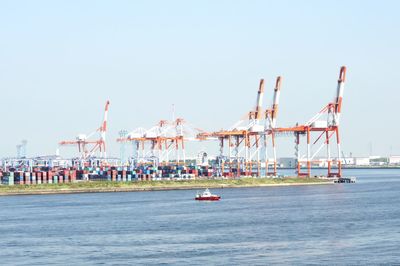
[
  {"left": 0, "top": 65, "right": 351, "bottom": 187},
  {"left": 16, "top": 140, "right": 28, "bottom": 158},
  {"left": 276, "top": 66, "right": 346, "bottom": 177},
  {"left": 117, "top": 118, "right": 205, "bottom": 167},
  {"left": 198, "top": 76, "right": 282, "bottom": 177},
  {"left": 59, "top": 100, "right": 110, "bottom": 160}
]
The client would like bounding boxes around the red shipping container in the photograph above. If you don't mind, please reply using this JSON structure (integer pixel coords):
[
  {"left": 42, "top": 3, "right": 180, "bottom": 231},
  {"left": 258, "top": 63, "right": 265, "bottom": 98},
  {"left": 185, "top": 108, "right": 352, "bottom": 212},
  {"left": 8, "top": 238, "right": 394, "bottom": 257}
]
[
  {"left": 47, "top": 171, "right": 53, "bottom": 184},
  {"left": 24, "top": 172, "right": 30, "bottom": 185},
  {"left": 42, "top": 172, "right": 47, "bottom": 184},
  {"left": 70, "top": 170, "right": 76, "bottom": 182}
]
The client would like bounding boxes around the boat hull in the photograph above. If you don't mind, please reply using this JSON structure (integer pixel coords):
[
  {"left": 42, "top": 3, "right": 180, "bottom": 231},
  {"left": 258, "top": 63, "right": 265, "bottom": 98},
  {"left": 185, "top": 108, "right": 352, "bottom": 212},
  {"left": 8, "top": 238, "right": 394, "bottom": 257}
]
[{"left": 195, "top": 196, "right": 221, "bottom": 201}]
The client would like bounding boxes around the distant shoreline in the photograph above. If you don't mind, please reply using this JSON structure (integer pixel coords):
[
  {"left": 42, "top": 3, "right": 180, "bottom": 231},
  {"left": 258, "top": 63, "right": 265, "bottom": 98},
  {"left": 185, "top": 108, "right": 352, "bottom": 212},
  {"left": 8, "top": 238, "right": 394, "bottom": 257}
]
[{"left": 0, "top": 178, "right": 333, "bottom": 196}]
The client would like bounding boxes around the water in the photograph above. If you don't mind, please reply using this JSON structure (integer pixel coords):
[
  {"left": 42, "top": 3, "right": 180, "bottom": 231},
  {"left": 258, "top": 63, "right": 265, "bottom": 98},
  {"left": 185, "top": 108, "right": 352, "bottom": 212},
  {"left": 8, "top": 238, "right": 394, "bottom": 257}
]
[{"left": 1, "top": 169, "right": 400, "bottom": 265}]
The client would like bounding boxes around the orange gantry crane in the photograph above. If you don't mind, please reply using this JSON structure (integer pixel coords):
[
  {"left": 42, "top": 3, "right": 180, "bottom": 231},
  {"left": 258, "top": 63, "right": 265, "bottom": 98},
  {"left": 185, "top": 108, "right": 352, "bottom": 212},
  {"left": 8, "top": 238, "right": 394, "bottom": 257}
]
[
  {"left": 59, "top": 100, "right": 110, "bottom": 160},
  {"left": 276, "top": 66, "right": 346, "bottom": 177},
  {"left": 203, "top": 76, "right": 282, "bottom": 177}
]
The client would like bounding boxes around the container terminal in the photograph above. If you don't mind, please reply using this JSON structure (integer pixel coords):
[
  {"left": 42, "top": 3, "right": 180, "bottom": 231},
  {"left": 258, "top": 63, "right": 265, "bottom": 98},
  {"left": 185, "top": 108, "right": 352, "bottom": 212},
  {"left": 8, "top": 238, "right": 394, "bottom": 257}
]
[{"left": 0, "top": 66, "right": 354, "bottom": 186}]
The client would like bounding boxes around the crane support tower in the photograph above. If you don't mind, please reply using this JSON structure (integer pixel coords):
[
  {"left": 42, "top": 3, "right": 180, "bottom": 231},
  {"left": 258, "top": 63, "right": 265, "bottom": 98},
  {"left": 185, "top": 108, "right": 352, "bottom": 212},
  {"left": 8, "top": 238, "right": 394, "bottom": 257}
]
[{"left": 263, "top": 76, "right": 282, "bottom": 176}]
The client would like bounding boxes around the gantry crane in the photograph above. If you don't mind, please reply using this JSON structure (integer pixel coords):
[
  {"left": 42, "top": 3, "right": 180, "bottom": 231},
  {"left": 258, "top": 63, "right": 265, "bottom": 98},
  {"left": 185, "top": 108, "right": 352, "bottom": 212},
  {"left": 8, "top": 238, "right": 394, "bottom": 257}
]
[
  {"left": 59, "top": 100, "right": 110, "bottom": 160},
  {"left": 277, "top": 66, "right": 346, "bottom": 177},
  {"left": 117, "top": 118, "right": 205, "bottom": 167},
  {"left": 208, "top": 76, "right": 282, "bottom": 177}
]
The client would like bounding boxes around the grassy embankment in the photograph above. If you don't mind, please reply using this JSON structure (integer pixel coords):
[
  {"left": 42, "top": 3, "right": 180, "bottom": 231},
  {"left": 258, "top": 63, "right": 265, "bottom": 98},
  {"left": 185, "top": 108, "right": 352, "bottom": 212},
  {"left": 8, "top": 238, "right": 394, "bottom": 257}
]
[{"left": 0, "top": 177, "right": 331, "bottom": 195}]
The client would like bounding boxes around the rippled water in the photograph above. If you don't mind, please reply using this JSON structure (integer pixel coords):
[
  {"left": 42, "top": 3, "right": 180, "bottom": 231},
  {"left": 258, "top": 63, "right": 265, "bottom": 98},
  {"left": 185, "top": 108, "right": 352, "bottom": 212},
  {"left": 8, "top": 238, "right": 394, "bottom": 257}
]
[{"left": 1, "top": 169, "right": 400, "bottom": 265}]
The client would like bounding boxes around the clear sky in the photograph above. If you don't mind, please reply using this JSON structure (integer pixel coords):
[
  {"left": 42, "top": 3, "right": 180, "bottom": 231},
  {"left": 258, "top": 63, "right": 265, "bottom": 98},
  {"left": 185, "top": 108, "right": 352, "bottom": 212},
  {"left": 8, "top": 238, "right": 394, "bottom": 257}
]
[{"left": 1, "top": 0, "right": 399, "bottom": 158}]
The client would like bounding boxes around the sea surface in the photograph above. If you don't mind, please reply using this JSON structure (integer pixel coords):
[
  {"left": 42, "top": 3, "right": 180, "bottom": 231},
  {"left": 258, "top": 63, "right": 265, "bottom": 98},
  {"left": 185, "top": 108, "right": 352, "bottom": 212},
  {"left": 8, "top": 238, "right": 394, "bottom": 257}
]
[{"left": 0, "top": 169, "right": 399, "bottom": 265}]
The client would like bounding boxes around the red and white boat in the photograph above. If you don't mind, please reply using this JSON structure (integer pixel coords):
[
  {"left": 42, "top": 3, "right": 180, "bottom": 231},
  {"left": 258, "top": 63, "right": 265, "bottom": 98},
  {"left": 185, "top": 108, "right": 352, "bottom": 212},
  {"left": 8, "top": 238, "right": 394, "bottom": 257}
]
[{"left": 195, "top": 188, "right": 221, "bottom": 201}]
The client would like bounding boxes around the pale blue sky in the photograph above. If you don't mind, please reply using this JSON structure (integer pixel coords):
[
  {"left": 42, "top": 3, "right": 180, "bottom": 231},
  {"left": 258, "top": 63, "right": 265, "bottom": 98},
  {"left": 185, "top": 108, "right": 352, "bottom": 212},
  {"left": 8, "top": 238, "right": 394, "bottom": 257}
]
[{"left": 1, "top": 0, "right": 399, "bottom": 158}]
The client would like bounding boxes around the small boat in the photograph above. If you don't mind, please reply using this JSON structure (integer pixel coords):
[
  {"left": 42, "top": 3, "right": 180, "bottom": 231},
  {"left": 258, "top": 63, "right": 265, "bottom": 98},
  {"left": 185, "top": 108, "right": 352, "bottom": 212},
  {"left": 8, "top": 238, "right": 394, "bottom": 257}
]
[{"left": 195, "top": 188, "right": 221, "bottom": 201}]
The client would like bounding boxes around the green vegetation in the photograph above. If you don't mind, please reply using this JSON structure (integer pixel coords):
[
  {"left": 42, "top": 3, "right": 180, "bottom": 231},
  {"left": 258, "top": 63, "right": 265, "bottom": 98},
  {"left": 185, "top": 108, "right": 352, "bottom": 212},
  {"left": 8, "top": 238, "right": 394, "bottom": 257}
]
[{"left": 0, "top": 177, "right": 331, "bottom": 195}]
